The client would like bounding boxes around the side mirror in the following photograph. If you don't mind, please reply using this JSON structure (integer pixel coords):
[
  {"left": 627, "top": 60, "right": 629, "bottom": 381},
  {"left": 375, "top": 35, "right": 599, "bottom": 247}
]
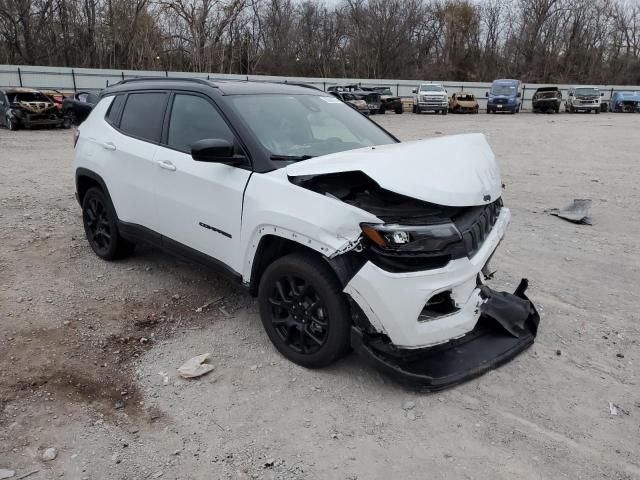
[
  {"left": 601, "top": 92, "right": 604, "bottom": 96},
  {"left": 569, "top": 92, "right": 574, "bottom": 97},
  {"left": 191, "top": 138, "right": 235, "bottom": 162},
  {"left": 485, "top": 92, "right": 489, "bottom": 97},
  {"left": 516, "top": 92, "right": 522, "bottom": 98},
  {"left": 412, "top": 89, "right": 417, "bottom": 94}
]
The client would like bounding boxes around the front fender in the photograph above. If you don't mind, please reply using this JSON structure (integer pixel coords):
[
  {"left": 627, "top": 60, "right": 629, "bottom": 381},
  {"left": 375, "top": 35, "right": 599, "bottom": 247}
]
[{"left": 239, "top": 169, "right": 379, "bottom": 282}]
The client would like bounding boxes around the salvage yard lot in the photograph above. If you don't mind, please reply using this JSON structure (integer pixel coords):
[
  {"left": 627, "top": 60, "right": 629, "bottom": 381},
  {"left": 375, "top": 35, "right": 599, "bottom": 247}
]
[{"left": 1, "top": 112, "right": 639, "bottom": 479}]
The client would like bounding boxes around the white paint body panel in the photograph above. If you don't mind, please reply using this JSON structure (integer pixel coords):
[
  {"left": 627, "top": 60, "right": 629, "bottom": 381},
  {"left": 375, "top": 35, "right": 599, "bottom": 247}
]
[
  {"left": 239, "top": 168, "right": 380, "bottom": 280},
  {"left": 345, "top": 207, "right": 511, "bottom": 348},
  {"left": 286, "top": 134, "right": 502, "bottom": 207}
]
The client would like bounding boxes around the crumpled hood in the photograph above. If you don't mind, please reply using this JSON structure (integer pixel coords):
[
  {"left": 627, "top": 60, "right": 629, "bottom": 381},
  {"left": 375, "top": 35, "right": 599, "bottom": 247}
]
[{"left": 286, "top": 133, "right": 502, "bottom": 207}]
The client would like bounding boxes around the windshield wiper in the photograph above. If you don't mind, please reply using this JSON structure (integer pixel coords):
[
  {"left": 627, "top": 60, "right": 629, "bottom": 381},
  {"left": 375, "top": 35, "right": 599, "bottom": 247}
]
[{"left": 270, "top": 154, "right": 315, "bottom": 161}]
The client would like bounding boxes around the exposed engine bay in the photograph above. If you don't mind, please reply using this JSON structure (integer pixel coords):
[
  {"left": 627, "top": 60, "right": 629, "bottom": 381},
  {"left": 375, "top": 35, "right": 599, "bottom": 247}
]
[{"left": 291, "top": 170, "right": 502, "bottom": 272}]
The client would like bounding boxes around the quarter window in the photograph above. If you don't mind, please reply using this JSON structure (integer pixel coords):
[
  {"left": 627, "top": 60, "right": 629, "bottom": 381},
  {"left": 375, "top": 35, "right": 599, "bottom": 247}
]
[
  {"left": 119, "top": 92, "right": 168, "bottom": 143},
  {"left": 167, "top": 94, "right": 234, "bottom": 153},
  {"left": 105, "top": 95, "right": 126, "bottom": 126}
]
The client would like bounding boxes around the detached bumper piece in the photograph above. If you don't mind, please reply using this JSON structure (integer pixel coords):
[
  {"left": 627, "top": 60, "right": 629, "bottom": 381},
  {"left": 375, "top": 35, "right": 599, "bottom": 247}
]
[{"left": 351, "top": 279, "right": 539, "bottom": 391}]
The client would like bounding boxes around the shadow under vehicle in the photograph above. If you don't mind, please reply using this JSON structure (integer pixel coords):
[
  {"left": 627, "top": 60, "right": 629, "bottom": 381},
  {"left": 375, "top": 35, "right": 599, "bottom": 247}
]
[
  {"left": 532, "top": 86, "right": 562, "bottom": 113},
  {"left": 449, "top": 92, "right": 479, "bottom": 113},
  {"left": 0, "top": 88, "right": 71, "bottom": 130}
]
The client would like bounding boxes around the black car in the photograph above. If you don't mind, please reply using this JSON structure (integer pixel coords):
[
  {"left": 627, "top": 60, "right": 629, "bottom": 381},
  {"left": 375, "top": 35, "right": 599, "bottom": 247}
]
[
  {"left": 0, "top": 88, "right": 71, "bottom": 130},
  {"left": 360, "top": 86, "right": 403, "bottom": 114},
  {"left": 532, "top": 86, "right": 562, "bottom": 113},
  {"left": 63, "top": 91, "right": 99, "bottom": 125}
]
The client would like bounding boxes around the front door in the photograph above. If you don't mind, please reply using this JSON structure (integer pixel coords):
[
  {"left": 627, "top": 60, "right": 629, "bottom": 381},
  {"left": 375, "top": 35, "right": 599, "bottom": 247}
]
[{"left": 152, "top": 92, "right": 251, "bottom": 273}]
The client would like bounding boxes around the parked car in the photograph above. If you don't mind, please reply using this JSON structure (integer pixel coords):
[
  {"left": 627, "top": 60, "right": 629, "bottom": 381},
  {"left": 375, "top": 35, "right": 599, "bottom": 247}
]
[
  {"left": 329, "top": 91, "right": 369, "bottom": 114},
  {"left": 326, "top": 85, "right": 381, "bottom": 115},
  {"left": 609, "top": 91, "right": 640, "bottom": 112},
  {"left": 63, "top": 91, "right": 99, "bottom": 124},
  {"left": 565, "top": 86, "right": 602, "bottom": 113},
  {"left": 532, "top": 86, "right": 562, "bottom": 113},
  {"left": 0, "top": 88, "right": 71, "bottom": 130},
  {"left": 42, "top": 89, "right": 75, "bottom": 110},
  {"left": 73, "top": 78, "right": 540, "bottom": 390},
  {"left": 448, "top": 92, "right": 479, "bottom": 113},
  {"left": 412, "top": 83, "right": 448, "bottom": 114},
  {"left": 360, "top": 86, "right": 403, "bottom": 114},
  {"left": 486, "top": 79, "right": 521, "bottom": 114}
]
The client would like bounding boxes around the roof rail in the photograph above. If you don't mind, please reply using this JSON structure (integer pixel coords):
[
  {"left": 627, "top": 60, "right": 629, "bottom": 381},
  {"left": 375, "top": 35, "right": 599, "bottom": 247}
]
[{"left": 112, "top": 76, "right": 214, "bottom": 87}]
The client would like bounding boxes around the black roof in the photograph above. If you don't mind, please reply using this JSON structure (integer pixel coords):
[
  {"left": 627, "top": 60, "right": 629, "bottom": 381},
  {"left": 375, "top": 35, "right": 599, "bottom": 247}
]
[{"left": 102, "top": 77, "right": 327, "bottom": 97}]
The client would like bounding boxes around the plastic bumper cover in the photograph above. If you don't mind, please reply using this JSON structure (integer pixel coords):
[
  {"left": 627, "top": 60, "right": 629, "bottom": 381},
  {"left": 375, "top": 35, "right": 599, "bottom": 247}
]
[
  {"left": 344, "top": 207, "right": 511, "bottom": 349},
  {"left": 351, "top": 279, "right": 540, "bottom": 391}
]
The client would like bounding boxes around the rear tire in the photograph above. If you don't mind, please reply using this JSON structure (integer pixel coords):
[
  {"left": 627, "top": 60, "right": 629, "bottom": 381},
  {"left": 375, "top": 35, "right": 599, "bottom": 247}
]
[
  {"left": 82, "top": 187, "right": 135, "bottom": 261},
  {"left": 258, "top": 253, "right": 351, "bottom": 368},
  {"left": 395, "top": 106, "right": 403, "bottom": 114}
]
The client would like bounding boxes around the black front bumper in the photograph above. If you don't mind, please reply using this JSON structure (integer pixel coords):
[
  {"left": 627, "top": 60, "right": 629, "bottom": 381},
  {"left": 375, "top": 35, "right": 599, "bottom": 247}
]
[{"left": 351, "top": 279, "right": 540, "bottom": 391}]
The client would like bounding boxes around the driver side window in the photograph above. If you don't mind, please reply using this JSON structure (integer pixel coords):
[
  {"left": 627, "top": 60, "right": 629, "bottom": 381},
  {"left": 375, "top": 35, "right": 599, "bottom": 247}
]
[{"left": 167, "top": 94, "right": 235, "bottom": 153}]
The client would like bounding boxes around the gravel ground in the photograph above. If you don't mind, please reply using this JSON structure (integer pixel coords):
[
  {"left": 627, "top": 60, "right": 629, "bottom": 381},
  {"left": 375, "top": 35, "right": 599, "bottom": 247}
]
[{"left": 1, "top": 112, "right": 639, "bottom": 480}]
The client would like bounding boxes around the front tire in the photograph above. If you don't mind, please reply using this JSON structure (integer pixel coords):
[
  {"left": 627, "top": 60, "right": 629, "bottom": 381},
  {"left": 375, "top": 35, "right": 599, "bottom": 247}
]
[
  {"left": 258, "top": 253, "right": 351, "bottom": 368},
  {"left": 7, "top": 116, "right": 18, "bottom": 130},
  {"left": 82, "top": 187, "right": 135, "bottom": 260}
]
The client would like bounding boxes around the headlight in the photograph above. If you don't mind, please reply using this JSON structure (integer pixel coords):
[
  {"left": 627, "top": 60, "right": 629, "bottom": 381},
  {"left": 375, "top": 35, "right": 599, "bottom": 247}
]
[{"left": 360, "top": 223, "right": 462, "bottom": 252}]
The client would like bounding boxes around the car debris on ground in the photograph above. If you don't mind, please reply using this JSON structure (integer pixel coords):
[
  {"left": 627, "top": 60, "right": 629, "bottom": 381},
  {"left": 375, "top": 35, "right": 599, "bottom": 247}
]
[{"left": 549, "top": 198, "right": 593, "bottom": 224}]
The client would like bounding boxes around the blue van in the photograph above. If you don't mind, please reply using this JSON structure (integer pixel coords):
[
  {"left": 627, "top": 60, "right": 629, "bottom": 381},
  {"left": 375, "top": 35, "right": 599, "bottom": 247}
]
[{"left": 486, "top": 79, "right": 522, "bottom": 114}]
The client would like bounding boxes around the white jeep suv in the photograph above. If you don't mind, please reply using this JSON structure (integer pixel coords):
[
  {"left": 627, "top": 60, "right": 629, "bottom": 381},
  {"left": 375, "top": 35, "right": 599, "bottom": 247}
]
[{"left": 73, "top": 78, "right": 539, "bottom": 390}]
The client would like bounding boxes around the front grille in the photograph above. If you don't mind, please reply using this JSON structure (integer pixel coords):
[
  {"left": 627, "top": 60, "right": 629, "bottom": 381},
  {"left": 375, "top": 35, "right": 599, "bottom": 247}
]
[
  {"left": 494, "top": 98, "right": 507, "bottom": 104},
  {"left": 454, "top": 199, "right": 502, "bottom": 258}
]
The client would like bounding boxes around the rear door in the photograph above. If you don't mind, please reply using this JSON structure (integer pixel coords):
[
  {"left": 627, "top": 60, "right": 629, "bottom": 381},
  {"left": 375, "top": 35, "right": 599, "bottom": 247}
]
[
  {"left": 102, "top": 91, "right": 168, "bottom": 231},
  {"left": 151, "top": 92, "right": 251, "bottom": 272}
]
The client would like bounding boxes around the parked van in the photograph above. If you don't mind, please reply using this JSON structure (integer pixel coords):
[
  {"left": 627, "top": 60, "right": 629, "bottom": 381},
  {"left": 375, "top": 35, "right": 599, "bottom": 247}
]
[{"left": 486, "top": 79, "right": 522, "bottom": 114}]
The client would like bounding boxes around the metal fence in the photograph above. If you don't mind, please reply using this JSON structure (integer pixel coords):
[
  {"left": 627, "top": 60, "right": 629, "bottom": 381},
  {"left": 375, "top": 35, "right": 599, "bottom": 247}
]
[{"left": 2, "top": 64, "right": 638, "bottom": 110}]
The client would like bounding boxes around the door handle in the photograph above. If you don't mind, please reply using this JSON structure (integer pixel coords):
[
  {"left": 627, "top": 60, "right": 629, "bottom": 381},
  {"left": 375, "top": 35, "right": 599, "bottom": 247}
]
[
  {"left": 157, "top": 160, "right": 176, "bottom": 171},
  {"left": 102, "top": 142, "right": 116, "bottom": 151}
]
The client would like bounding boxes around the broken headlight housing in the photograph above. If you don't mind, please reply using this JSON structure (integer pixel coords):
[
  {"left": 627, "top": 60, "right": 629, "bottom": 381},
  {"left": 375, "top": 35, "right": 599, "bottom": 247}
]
[{"left": 360, "top": 223, "right": 462, "bottom": 252}]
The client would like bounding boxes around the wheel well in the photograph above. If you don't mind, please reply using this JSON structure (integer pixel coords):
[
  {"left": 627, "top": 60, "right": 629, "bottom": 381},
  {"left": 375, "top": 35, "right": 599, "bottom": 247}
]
[
  {"left": 76, "top": 175, "right": 101, "bottom": 205},
  {"left": 249, "top": 235, "right": 327, "bottom": 296}
]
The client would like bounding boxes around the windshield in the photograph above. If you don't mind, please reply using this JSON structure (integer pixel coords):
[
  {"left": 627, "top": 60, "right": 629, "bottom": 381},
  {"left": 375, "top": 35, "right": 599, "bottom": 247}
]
[
  {"left": 419, "top": 84, "right": 444, "bottom": 92},
  {"left": 491, "top": 84, "right": 516, "bottom": 96},
  {"left": 457, "top": 94, "right": 474, "bottom": 101},
  {"left": 229, "top": 94, "right": 395, "bottom": 159},
  {"left": 377, "top": 88, "right": 393, "bottom": 95},
  {"left": 7, "top": 92, "right": 50, "bottom": 103},
  {"left": 575, "top": 88, "right": 599, "bottom": 96}
]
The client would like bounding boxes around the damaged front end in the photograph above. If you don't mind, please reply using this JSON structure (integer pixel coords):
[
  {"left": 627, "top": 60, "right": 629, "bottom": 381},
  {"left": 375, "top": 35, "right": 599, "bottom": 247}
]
[
  {"left": 351, "top": 280, "right": 539, "bottom": 391},
  {"left": 290, "top": 156, "right": 540, "bottom": 391}
]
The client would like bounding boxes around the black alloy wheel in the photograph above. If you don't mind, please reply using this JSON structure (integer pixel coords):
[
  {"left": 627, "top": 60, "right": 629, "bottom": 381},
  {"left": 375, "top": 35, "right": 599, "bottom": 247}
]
[
  {"left": 82, "top": 187, "right": 135, "bottom": 260},
  {"left": 258, "top": 253, "right": 351, "bottom": 368},
  {"left": 268, "top": 275, "right": 329, "bottom": 355}
]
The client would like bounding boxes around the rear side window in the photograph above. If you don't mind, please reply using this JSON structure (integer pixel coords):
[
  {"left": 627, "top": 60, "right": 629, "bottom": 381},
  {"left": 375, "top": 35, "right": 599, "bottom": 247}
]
[
  {"left": 167, "top": 94, "right": 234, "bottom": 153},
  {"left": 105, "top": 95, "right": 126, "bottom": 126},
  {"left": 119, "top": 92, "right": 168, "bottom": 143}
]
